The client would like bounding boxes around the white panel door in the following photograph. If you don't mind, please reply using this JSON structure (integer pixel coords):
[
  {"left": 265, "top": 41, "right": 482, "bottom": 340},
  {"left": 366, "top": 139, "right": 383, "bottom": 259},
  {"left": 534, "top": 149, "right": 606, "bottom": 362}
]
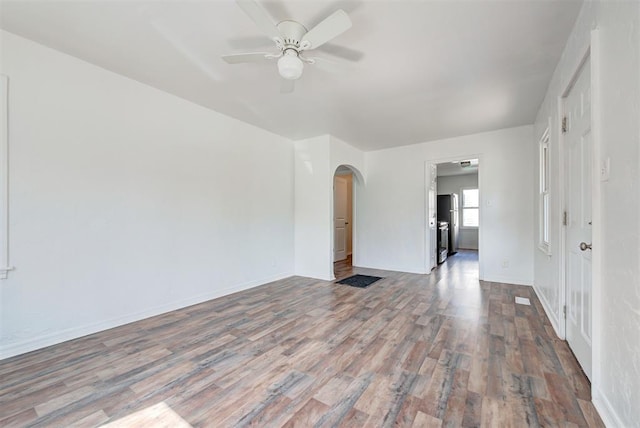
[
  {"left": 564, "top": 56, "right": 592, "bottom": 380},
  {"left": 334, "top": 176, "right": 348, "bottom": 262},
  {"left": 428, "top": 164, "right": 438, "bottom": 271}
]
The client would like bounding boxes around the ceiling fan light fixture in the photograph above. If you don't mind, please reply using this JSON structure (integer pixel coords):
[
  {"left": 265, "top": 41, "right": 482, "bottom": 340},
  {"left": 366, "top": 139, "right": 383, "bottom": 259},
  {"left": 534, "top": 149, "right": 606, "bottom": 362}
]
[
  {"left": 278, "top": 50, "right": 304, "bottom": 80},
  {"left": 224, "top": 1, "right": 356, "bottom": 90}
]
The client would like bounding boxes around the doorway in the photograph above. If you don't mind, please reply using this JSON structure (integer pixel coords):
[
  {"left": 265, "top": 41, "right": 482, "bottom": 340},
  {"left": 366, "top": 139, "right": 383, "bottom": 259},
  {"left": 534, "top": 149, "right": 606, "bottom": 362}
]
[
  {"left": 333, "top": 166, "right": 355, "bottom": 279},
  {"left": 429, "top": 158, "right": 480, "bottom": 271}
]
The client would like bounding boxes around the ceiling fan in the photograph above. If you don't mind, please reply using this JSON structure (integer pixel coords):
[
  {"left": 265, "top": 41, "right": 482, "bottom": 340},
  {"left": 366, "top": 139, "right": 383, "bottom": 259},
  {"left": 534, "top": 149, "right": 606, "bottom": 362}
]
[{"left": 222, "top": 0, "right": 354, "bottom": 85}]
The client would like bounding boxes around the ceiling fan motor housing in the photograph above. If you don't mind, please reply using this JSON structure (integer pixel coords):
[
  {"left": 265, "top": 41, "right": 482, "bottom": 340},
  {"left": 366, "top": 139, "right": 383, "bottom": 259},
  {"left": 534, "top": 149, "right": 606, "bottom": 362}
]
[
  {"left": 276, "top": 20, "right": 308, "bottom": 51},
  {"left": 275, "top": 20, "right": 307, "bottom": 80}
]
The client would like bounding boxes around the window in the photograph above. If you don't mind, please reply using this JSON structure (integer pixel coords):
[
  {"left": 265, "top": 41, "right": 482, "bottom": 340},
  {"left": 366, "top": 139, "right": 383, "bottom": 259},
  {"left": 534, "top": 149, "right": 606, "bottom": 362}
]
[
  {"left": 462, "top": 188, "right": 479, "bottom": 228},
  {"left": 539, "top": 128, "right": 551, "bottom": 254}
]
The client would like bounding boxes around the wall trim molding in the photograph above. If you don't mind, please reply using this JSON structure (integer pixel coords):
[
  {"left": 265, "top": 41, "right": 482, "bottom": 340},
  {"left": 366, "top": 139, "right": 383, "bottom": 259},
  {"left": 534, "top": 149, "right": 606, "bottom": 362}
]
[
  {"left": 481, "top": 275, "right": 533, "bottom": 287},
  {"left": 0, "top": 271, "right": 293, "bottom": 360},
  {"left": 532, "top": 283, "right": 563, "bottom": 339},
  {"left": 592, "top": 387, "right": 625, "bottom": 428},
  {"left": 353, "top": 263, "right": 427, "bottom": 276},
  {"left": 294, "top": 271, "right": 334, "bottom": 281}
]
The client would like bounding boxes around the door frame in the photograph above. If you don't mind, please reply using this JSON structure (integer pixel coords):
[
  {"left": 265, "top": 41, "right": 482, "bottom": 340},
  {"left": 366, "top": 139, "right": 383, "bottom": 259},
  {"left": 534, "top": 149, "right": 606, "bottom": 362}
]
[
  {"left": 425, "top": 153, "right": 483, "bottom": 279},
  {"left": 333, "top": 174, "right": 349, "bottom": 262},
  {"left": 427, "top": 163, "right": 437, "bottom": 271},
  {"left": 558, "top": 29, "right": 602, "bottom": 389}
]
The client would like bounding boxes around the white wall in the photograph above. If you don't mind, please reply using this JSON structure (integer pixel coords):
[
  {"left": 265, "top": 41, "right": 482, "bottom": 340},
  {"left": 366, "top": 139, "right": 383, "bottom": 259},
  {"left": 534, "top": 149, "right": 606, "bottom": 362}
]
[
  {"left": 294, "top": 135, "right": 365, "bottom": 280},
  {"left": 532, "top": 2, "right": 640, "bottom": 426},
  {"left": 0, "top": 31, "right": 294, "bottom": 359},
  {"left": 0, "top": 75, "right": 8, "bottom": 280},
  {"left": 294, "top": 135, "right": 331, "bottom": 279},
  {"left": 358, "top": 126, "right": 534, "bottom": 285},
  {"left": 436, "top": 173, "right": 479, "bottom": 250}
]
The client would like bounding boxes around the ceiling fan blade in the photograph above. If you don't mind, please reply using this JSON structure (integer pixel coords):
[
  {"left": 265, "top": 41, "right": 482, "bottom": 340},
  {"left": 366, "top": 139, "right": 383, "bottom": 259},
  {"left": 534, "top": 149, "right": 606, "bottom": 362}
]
[
  {"left": 227, "top": 35, "right": 274, "bottom": 50},
  {"left": 236, "top": 0, "right": 282, "bottom": 42},
  {"left": 318, "top": 43, "right": 364, "bottom": 62},
  {"left": 307, "top": 0, "right": 362, "bottom": 28},
  {"left": 222, "top": 52, "right": 271, "bottom": 64},
  {"left": 301, "top": 9, "right": 352, "bottom": 50},
  {"left": 280, "top": 79, "right": 295, "bottom": 94}
]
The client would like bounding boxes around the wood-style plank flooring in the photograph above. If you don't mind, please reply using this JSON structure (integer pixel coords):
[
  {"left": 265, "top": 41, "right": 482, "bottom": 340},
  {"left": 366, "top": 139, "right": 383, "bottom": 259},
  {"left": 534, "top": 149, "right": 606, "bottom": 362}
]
[
  {"left": 1, "top": 251, "right": 603, "bottom": 427},
  {"left": 334, "top": 255, "right": 354, "bottom": 281}
]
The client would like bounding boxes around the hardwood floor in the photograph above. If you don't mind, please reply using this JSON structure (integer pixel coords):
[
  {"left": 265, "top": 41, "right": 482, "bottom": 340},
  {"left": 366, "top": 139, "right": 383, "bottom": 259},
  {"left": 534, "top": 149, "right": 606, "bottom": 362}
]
[
  {"left": 1, "top": 251, "right": 603, "bottom": 427},
  {"left": 334, "top": 255, "right": 354, "bottom": 280}
]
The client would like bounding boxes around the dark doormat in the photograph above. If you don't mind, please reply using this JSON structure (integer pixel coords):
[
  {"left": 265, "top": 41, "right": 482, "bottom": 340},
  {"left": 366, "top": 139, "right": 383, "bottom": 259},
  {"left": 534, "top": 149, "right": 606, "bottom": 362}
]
[{"left": 337, "top": 274, "right": 383, "bottom": 288}]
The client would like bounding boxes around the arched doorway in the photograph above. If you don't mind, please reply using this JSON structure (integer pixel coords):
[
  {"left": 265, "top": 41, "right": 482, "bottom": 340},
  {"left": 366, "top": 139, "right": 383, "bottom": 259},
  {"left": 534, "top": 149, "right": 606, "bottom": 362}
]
[{"left": 333, "top": 165, "right": 363, "bottom": 279}]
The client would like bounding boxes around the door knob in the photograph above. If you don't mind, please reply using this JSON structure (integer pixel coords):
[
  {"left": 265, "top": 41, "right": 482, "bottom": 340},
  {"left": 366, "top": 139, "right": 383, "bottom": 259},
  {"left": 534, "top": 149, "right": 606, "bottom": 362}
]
[{"left": 579, "top": 242, "right": 592, "bottom": 251}]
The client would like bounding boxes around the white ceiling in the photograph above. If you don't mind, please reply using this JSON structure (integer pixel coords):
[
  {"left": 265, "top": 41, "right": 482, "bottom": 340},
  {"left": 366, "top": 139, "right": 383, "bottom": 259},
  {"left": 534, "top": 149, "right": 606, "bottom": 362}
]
[
  {"left": 437, "top": 158, "right": 479, "bottom": 177},
  {"left": 0, "top": 0, "right": 582, "bottom": 151}
]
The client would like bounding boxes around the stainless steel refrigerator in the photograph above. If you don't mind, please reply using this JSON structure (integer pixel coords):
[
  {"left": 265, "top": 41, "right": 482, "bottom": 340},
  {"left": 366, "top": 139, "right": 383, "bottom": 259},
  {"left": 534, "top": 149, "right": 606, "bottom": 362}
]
[{"left": 437, "top": 193, "right": 459, "bottom": 256}]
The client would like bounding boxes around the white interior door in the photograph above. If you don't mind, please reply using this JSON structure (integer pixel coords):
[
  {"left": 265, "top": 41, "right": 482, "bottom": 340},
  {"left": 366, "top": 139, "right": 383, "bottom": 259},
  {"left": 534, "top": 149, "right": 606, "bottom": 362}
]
[
  {"left": 564, "top": 56, "right": 592, "bottom": 380},
  {"left": 334, "top": 176, "right": 348, "bottom": 262},
  {"left": 428, "top": 164, "right": 438, "bottom": 270}
]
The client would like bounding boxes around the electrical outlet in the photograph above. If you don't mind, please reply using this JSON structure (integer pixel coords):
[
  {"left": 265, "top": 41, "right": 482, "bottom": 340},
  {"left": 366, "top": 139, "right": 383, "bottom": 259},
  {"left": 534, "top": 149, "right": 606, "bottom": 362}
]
[{"left": 502, "top": 260, "right": 509, "bottom": 268}]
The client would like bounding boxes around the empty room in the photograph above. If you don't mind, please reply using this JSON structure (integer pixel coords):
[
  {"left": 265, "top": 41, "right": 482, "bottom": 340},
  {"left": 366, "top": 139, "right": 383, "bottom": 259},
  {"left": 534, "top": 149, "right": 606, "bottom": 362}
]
[{"left": 0, "top": 0, "right": 638, "bottom": 426}]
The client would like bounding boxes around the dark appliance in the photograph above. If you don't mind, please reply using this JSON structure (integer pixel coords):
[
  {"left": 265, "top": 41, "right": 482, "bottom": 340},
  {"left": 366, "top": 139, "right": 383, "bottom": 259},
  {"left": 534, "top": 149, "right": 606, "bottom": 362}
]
[{"left": 437, "top": 194, "right": 459, "bottom": 256}]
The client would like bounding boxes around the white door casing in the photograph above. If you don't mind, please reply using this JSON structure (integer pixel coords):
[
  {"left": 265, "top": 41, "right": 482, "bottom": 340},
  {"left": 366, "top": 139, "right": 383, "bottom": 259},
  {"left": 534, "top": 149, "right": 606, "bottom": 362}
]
[
  {"left": 428, "top": 164, "right": 438, "bottom": 271},
  {"left": 564, "top": 56, "right": 593, "bottom": 380},
  {"left": 345, "top": 175, "right": 353, "bottom": 256},
  {"left": 334, "top": 175, "right": 348, "bottom": 262}
]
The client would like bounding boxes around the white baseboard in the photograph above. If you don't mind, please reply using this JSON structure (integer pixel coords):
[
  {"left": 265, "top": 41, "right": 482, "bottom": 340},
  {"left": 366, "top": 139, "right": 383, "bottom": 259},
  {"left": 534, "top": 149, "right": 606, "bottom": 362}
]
[
  {"left": 481, "top": 274, "right": 533, "bottom": 286},
  {"left": 592, "top": 388, "right": 625, "bottom": 428},
  {"left": 354, "top": 263, "right": 427, "bottom": 275},
  {"left": 532, "top": 283, "right": 563, "bottom": 339},
  {"left": 293, "top": 270, "right": 333, "bottom": 281},
  {"left": 0, "top": 271, "right": 293, "bottom": 360}
]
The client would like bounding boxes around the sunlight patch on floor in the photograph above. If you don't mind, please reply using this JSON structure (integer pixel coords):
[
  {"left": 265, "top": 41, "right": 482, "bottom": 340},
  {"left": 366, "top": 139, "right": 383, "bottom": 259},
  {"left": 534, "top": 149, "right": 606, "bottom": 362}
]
[{"left": 101, "top": 402, "right": 191, "bottom": 428}]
